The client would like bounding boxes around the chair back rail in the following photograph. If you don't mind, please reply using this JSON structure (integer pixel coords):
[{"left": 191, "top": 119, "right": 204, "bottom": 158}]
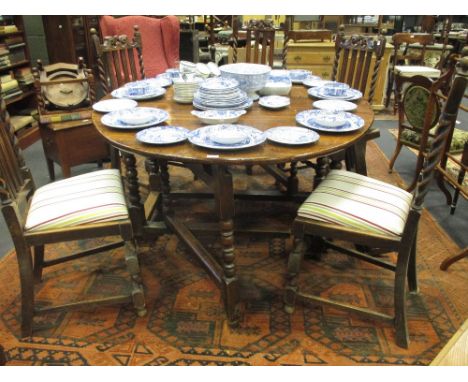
[
  {"left": 243, "top": 20, "right": 275, "bottom": 67},
  {"left": 91, "top": 27, "right": 145, "bottom": 93},
  {"left": 332, "top": 28, "right": 386, "bottom": 103}
]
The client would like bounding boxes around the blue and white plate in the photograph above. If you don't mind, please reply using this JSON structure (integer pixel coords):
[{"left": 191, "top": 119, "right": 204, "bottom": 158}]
[
  {"left": 136, "top": 126, "right": 189, "bottom": 145},
  {"left": 92, "top": 98, "right": 138, "bottom": 113},
  {"left": 308, "top": 87, "right": 363, "bottom": 101},
  {"left": 266, "top": 126, "right": 320, "bottom": 145},
  {"left": 313, "top": 99, "right": 358, "bottom": 112},
  {"left": 288, "top": 69, "right": 312, "bottom": 83},
  {"left": 188, "top": 124, "right": 266, "bottom": 150},
  {"left": 111, "top": 86, "right": 166, "bottom": 100},
  {"left": 296, "top": 110, "right": 364, "bottom": 133},
  {"left": 153, "top": 75, "right": 173, "bottom": 87},
  {"left": 193, "top": 98, "right": 253, "bottom": 111},
  {"left": 191, "top": 109, "right": 246, "bottom": 125},
  {"left": 199, "top": 77, "right": 240, "bottom": 91},
  {"left": 258, "top": 95, "right": 290, "bottom": 109},
  {"left": 101, "top": 107, "right": 169, "bottom": 129},
  {"left": 302, "top": 76, "right": 329, "bottom": 88}
]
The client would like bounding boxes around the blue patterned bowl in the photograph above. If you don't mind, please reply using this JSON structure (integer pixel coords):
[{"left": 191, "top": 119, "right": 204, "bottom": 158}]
[
  {"left": 321, "top": 81, "right": 350, "bottom": 97},
  {"left": 220, "top": 63, "right": 271, "bottom": 100}
]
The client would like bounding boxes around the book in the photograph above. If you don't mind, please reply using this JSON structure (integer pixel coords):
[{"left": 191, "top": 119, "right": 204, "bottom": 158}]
[
  {"left": 0, "top": 79, "right": 20, "bottom": 92},
  {"left": 10, "top": 115, "right": 35, "bottom": 132}
]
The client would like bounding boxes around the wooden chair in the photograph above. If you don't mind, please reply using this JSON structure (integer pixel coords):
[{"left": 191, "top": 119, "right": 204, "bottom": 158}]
[
  {"left": 385, "top": 32, "right": 438, "bottom": 111},
  {"left": 90, "top": 26, "right": 145, "bottom": 94},
  {"left": 0, "top": 87, "right": 146, "bottom": 338},
  {"left": 232, "top": 19, "right": 275, "bottom": 67},
  {"left": 33, "top": 58, "right": 109, "bottom": 180},
  {"left": 388, "top": 58, "right": 458, "bottom": 192},
  {"left": 283, "top": 62, "right": 467, "bottom": 349}
]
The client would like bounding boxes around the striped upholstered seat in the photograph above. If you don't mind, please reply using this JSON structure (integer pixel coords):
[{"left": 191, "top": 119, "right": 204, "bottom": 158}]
[
  {"left": 298, "top": 170, "right": 413, "bottom": 237},
  {"left": 25, "top": 169, "right": 129, "bottom": 232}
]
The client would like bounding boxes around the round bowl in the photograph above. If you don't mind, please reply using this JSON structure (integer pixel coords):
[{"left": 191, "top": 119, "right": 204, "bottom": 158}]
[
  {"left": 119, "top": 112, "right": 155, "bottom": 126},
  {"left": 219, "top": 63, "right": 271, "bottom": 100},
  {"left": 311, "top": 111, "right": 348, "bottom": 127},
  {"left": 191, "top": 109, "right": 246, "bottom": 125},
  {"left": 126, "top": 84, "right": 151, "bottom": 96},
  {"left": 321, "top": 81, "right": 350, "bottom": 97},
  {"left": 210, "top": 129, "right": 247, "bottom": 145}
]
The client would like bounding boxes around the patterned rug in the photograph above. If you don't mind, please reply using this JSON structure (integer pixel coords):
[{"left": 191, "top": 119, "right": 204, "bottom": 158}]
[{"left": 1, "top": 141, "right": 467, "bottom": 366}]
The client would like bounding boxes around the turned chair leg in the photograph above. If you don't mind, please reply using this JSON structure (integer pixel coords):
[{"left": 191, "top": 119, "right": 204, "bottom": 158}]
[
  {"left": 124, "top": 240, "right": 146, "bottom": 317},
  {"left": 284, "top": 237, "right": 307, "bottom": 314}
]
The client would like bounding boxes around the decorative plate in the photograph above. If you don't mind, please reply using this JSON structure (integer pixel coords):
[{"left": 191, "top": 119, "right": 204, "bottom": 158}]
[
  {"left": 101, "top": 107, "right": 169, "bottom": 129},
  {"left": 313, "top": 99, "right": 358, "bottom": 112},
  {"left": 188, "top": 124, "right": 266, "bottom": 150},
  {"left": 288, "top": 69, "right": 312, "bottom": 83},
  {"left": 42, "top": 70, "right": 89, "bottom": 108},
  {"left": 111, "top": 86, "right": 166, "bottom": 100},
  {"left": 191, "top": 109, "right": 246, "bottom": 125},
  {"left": 136, "top": 125, "right": 189, "bottom": 145},
  {"left": 308, "top": 87, "right": 363, "bottom": 101},
  {"left": 258, "top": 95, "right": 290, "bottom": 109},
  {"left": 266, "top": 126, "right": 320, "bottom": 145},
  {"left": 296, "top": 110, "right": 365, "bottom": 133},
  {"left": 92, "top": 99, "right": 138, "bottom": 113},
  {"left": 302, "top": 76, "right": 329, "bottom": 88}
]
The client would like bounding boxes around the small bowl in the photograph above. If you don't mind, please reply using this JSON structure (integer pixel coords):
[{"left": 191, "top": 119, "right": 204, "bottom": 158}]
[
  {"left": 126, "top": 84, "right": 151, "bottom": 96},
  {"left": 119, "top": 112, "right": 155, "bottom": 125},
  {"left": 312, "top": 111, "right": 348, "bottom": 127},
  {"left": 210, "top": 129, "right": 247, "bottom": 145},
  {"left": 321, "top": 81, "right": 350, "bottom": 97},
  {"left": 191, "top": 109, "right": 246, "bottom": 125}
]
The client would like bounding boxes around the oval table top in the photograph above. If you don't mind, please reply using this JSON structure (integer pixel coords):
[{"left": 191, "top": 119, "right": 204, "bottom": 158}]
[{"left": 92, "top": 85, "right": 375, "bottom": 166}]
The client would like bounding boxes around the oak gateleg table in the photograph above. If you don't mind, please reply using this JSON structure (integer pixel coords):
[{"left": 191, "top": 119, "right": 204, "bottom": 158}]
[{"left": 92, "top": 85, "right": 375, "bottom": 325}]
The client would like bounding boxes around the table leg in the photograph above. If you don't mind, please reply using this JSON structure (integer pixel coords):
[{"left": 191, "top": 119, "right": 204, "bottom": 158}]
[
  {"left": 160, "top": 160, "right": 171, "bottom": 216},
  {"left": 314, "top": 156, "right": 331, "bottom": 188},
  {"left": 145, "top": 159, "right": 163, "bottom": 221},
  {"left": 213, "top": 165, "right": 241, "bottom": 325},
  {"left": 287, "top": 161, "right": 299, "bottom": 196}
]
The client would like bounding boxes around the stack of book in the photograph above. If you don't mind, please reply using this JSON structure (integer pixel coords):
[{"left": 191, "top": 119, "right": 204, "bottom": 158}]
[
  {"left": 4, "top": 35, "right": 26, "bottom": 49},
  {"left": 0, "top": 44, "right": 11, "bottom": 68},
  {"left": 0, "top": 25, "right": 19, "bottom": 34},
  {"left": 0, "top": 73, "right": 23, "bottom": 100},
  {"left": 15, "top": 67, "right": 34, "bottom": 86}
]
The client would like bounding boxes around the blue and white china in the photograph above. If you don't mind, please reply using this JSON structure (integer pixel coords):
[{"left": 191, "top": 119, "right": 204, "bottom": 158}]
[
  {"left": 207, "top": 62, "right": 221, "bottom": 76},
  {"left": 288, "top": 69, "right": 312, "bottom": 83},
  {"left": 308, "top": 86, "right": 363, "bottom": 101},
  {"left": 296, "top": 109, "right": 364, "bottom": 133},
  {"left": 302, "top": 75, "right": 329, "bottom": 88},
  {"left": 308, "top": 110, "right": 347, "bottom": 127},
  {"left": 165, "top": 68, "right": 181, "bottom": 79},
  {"left": 136, "top": 125, "right": 189, "bottom": 145},
  {"left": 180, "top": 60, "right": 197, "bottom": 73},
  {"left": 193, "top": 77, "right": 252, "bottom": 111},
  {"left": 258, "top": 95, "right": 290, "bottom": 110},
  {"left": 172, "top": 76, "right": 203, "bottom": 103},
  {"left": 112, "top": 85, "right": 166, "bottom": 100},
  {"left": 191, "top": 109, "right": 246, "bottom": 125},
  {"left": 266, "top": 126, "right": 320, "bottom": 146},
  {"left": 312, "top": 99, "right": 358, "bottom": 112},
  {"left": 193, "top": 97, "right": 253, "bottom": 111},
  {"left": 188, "top": 124, "right": 266, "bottom": 150},
  {"left": 259, "top": 70, "right": 292, "bottom": 96},
  {"left": 219, "top": 63, "right": 271, "bottom": 101},
  {"left": 92, "top": 98, "right": 137, "bottom": 113},
  {"left": 153, "top": 75, "right": 173, "bottom": 87},
  {"left": 199, "top": 77, "right": 239, "bottom": 91},
  {"left": 196, "top": 63, "right": 211, "bottom": 77},
  {"left": 126, "top": 83, "right": 151, "bottom": 96},
  {"left": 321, "top": 81, "right": 350, "bottom": 96},
  {"left": 101, "top": 107, "right": 169, "bottom": 129}
]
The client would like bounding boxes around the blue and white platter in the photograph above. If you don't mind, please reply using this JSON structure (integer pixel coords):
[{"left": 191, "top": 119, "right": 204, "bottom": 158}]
[
  {"left": 308, "top": 87, "right": 363, "bottom": 101},
  {"left": 111, "top": 86, "right": 166, "bottom": 100},
  {"left": 258, "top": 95, "right": 290, "bottom": 110},
  {"left": 296, "top": 109, "right": 364, "bottom": 133},
  {"left": 136, "top": 125, "right": 189, "bottom": 145},
  {"left": 92, "top": 98, "right": 138, "bottom": 113},
  {"left": 101, "top": 107, "right": 169, "bottom": 129},
  {"left": 312, "top": 99, "right": 358, "bottom": 112},
  {"left": 288, "top": 69, "right": 312, "bottom": 83},
  {"left": 266, "top": 126, "right": 320, "bottom": 146},
  {"left": 193, "top": 98, "right": 253, "bottom": 111},
  {"left": 188, "top": 124, "right": 266, "bottom": 150}
]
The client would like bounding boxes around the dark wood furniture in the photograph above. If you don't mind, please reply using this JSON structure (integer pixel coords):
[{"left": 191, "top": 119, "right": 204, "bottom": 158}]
[
  {"left": 90, "top": 26, "right": 145, "bottom": 94},
  {"left": 388, "top": 63, "right": 456, "bottom": 191},
  {"left": 32, "top": 59, "right": 109, "bottom": 180},
  {"left": 0, "top": 88, "right": 146, "bottom": 338},
  {"left": 0, "top": 344, "right": 5, "bottom": 365},
  {"left": 385, "top": 32, "right": 435, "bottom": 110},
  {"left": 283, "top": 66, "right": 467, "bottom": 349},
  {"left": 0, "top": 15, "right": 39, "bottom": 149},
  {"left": 92, "top": 85, "right": 374, "bottom": 326}
]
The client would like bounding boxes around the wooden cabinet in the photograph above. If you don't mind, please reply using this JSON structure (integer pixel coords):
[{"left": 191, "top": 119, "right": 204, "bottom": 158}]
[
  {"left": 0, "top": 15, "right": 39, "bottom": 149},
  {"left": 42, "top": 16, "right": 100, "bottom": 73},
  {"left": 286, "top": 41, "right": 393, "bottom": 110}
]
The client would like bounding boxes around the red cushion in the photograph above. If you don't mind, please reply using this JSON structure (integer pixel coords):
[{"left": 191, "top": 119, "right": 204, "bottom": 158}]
[{"left": 99, "top": 16, "right": 180, "bottom": 77}]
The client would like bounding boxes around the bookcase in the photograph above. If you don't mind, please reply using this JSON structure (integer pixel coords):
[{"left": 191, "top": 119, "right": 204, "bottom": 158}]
[{"left": 0, "top": 15, "right": 39, "bottom": 149}]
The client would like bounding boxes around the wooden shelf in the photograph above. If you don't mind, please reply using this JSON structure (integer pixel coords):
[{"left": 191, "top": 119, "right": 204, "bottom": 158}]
[
  {"left": 5, "top": 89, "right": 35, "bottom": 106},
  {"left": 0, "top": 30, "right": 24, "bottom": 37},
  {"left": 0, "top": 60, "right": 30, "bottom": 72}
]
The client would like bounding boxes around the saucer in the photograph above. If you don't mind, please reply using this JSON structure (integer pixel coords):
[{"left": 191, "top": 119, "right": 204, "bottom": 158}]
[{"left": 258, "top": 95, "right": 290, "bottom": 109}]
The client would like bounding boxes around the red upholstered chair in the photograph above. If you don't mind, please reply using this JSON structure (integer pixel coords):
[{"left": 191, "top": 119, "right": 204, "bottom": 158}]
[{"left": 99, "top": 15, "right": 180, "bottom": 77}]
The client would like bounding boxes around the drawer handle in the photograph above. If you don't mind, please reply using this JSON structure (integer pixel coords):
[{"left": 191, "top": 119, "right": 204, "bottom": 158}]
[
  {"left": 322, "top": 72, "right": 330, "bottom": 78},
  {"left": 294, "top": 55, "right": 302, "bottom": 62},
  {"left": 323, "top": 56, "right": 331, "bottom": 62}
]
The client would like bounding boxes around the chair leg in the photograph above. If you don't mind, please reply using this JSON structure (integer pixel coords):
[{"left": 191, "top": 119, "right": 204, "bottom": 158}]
[
  {"left": 33, "top": 245, "right": 45, "bottom": 284},
  {"left": 388, "top": 141, "right": 403, "bottom": 173},
  {"left": 124, "top": 240, "right": 146, "bottom": 317},
  {"left": 284, "top": 236, "right": 307, "bottom": 314},
  {"left": 407, "top": 238, "right": 419, "bottom": 293},
  {"left": 16, "top": 245, "right": 35, "bottom": 338},
  {"left": 394, "top": 246, "right": 412, "bottom": 349}
]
